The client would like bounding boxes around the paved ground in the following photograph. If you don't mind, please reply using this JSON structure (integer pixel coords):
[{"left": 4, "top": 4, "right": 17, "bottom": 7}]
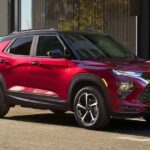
[{"left": 0, "top": 106, "right": 150, "bottom": 150}]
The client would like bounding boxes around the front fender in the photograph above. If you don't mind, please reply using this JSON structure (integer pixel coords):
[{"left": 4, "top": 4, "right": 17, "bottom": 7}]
[{"left": 67, "top": 73, "right": 112, "bottom": 113}]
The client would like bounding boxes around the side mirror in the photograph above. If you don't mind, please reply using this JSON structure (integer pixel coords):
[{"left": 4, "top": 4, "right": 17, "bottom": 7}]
[
  {"left": 47, "top": 49, "right": 63, "bottom": 58},
  {"left": 47, "top": 49, "right": 71, "bottom": 59}
]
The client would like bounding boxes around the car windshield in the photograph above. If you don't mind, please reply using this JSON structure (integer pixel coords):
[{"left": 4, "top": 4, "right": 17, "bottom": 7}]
[{"left": 64, "top": 33, "right": 136, "bottom": 60}]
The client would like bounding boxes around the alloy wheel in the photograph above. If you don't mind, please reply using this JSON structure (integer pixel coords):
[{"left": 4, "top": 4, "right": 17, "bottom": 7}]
[{"left": 76, "top": 92, "right": 99, "bottom": 126}]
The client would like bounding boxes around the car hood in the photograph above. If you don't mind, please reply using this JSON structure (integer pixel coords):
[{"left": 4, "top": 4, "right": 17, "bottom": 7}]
[{"left": 76, "top": 58, "right": 150, "bottom": 73}]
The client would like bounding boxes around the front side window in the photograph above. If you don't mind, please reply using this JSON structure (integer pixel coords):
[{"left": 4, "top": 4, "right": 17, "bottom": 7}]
[
  {"left": 9, "top": 36, "right": 33, "bottom": 55},
  {"left": 37, "top": 36, "right": 64, "bottom": 57},
  {"left": 64, "top": 33, "right": 136, "bottom": 60}
]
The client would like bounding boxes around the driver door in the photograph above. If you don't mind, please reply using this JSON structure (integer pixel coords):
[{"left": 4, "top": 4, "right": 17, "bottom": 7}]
[{"left": 29, "top": 35, "right": 71, "bottom": 99}]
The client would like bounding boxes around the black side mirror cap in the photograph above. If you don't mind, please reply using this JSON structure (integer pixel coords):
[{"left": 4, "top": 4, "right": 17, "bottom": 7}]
[{"left": 47, "top": 49, "right": 71, "bottom": 59}]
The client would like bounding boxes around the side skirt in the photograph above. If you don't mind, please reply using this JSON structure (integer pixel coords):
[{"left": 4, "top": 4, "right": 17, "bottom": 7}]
[{"left": 7, "top": 92, "right": 69, "bottom": 111}]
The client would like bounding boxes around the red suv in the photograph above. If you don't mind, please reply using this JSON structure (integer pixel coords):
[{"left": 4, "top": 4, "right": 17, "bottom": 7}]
[{"left": 0, "top": 29, "right": 150, "bottom": 129}]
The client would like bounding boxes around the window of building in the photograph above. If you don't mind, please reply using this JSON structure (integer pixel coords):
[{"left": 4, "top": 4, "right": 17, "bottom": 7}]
[
  {"left": 21, "top": 0, "right": 32, "bottom": 30},
  {"left": 9, "top": 36, "right": 33, "bottom": 55},
  {"left": 19, "top": 0, "right": 137, "bottom": 53},
  {"left": 37, "top": 36, "right": 64, "bottom": 56}
]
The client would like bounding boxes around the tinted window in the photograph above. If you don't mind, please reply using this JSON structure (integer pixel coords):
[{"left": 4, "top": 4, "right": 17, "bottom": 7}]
[
  {"left": 64, "top": 33, "right": 136, "bottom": 60},
  {"left": 9, "top": 37, "right": 33, "bottom": 55},
  {"left": 37, "top": 36, "right": 64, "bottom": 56}
]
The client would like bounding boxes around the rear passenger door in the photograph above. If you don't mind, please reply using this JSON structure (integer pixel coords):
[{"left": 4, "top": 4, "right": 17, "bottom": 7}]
[
  {"left": 2, "top": 36, "right": 36, "bottom": 92},
  {"left": 29, "top": 35, "right": 71, "bottom": 99}
]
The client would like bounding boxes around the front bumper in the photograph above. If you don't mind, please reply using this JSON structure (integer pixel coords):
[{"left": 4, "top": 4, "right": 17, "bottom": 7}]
[
  {"left": 111, "top": 72, "right": 150, "bottom": 116},
  {"left": 113, "top": 98, "right": 150, "bottom": 117},
  {"left": 113, "top": 107, "right": 150, "bottom": 117},
  {"left": 138, "top": 84, "right": 150, "bottom": 105}
]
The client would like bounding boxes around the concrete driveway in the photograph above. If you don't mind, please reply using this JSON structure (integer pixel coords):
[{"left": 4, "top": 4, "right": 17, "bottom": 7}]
[{"left": 0, "top": 106, "right": 150, "bottom": 150}]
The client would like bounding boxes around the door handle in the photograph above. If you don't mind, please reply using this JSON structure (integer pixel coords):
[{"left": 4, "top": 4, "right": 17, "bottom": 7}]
[
  {"left": 0, "top": 59, "right": 8, "bottom": 64},
  {"left": 31, "top": 61, "right": 40, "bottom": 66}
]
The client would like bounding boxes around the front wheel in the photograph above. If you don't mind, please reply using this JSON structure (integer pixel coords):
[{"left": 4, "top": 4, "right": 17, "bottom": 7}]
[
  {"left": 73, "top": 86, "right": 110, "bottom": 130},
  {"left": 0, "top": 87, "right": 10, "bottom": 118}
]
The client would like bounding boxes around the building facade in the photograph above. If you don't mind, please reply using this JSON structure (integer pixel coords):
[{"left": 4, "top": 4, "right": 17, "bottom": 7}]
[
  {"left": 0, "top": 0, "right": 149, "bottom": 59},
  {"left": 0, "top": 0, "right": 9, "bottom": 35}
]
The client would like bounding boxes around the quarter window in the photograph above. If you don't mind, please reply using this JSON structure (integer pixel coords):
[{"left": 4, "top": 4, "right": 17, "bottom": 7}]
[
  {"left": 37, "top": 36, "right": 64, "bottom": 56},
  {"left": 9, "top": 37, "right": 33, "bottom": 55}
]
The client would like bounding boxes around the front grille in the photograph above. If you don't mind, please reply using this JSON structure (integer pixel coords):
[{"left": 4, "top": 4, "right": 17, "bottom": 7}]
[
  {"left": 142, "top": 73, "right": 150, "bottom": 79},
  {"left": 119, "top": 88, "right": 134, "bottom": 99},
  {"left": 139, "top": 85, "right": 150, "bottom": 105}
]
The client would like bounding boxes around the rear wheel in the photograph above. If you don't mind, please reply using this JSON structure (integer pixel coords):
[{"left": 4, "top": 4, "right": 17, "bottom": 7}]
[
  {"left": 0, "top": 87, "right": 10, "bottom": 118},
  {"left": 73, "top": 86, "right": 110, "bottom": 130}
]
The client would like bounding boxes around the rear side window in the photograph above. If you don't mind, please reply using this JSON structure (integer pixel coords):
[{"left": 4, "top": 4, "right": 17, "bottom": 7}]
[{"left": 8, "top": 36, "right": 33, "bottom": 55}]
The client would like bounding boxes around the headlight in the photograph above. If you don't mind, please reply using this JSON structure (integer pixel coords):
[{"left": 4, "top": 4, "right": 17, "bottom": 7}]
[
  {"left": 113, "top": 70, "right": 149, "bottom": 84},
  {"left": 112, "top": 70, "right": 142, "bottom": 77},
  {"left": 119, "top": 82, "right": 134, "bottom": 91},
  {"left": 118, "top": 82, "right": 134, "bottom": 99},
  {"left": 112, "top": 70, "right": 136, "bottom": 99}
]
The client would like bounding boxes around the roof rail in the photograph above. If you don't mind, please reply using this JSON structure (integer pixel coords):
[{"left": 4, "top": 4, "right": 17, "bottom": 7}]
[{"left": 10, "top": 28, "right": 59, "bottom": 35}]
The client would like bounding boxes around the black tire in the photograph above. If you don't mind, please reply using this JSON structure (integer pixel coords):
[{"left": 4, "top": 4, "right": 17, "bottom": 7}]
[
  {"left": 73, "top": 86, "right": 110, "bottom": 130},
  {"left": 50, "top": 109, "right": 66, "bottom": 114},
  {"left": 0, "top": 87, "right": 10, "bottom": 118},
  {"left": 143, "top": 116, "right": 150, "bottom": 123}
]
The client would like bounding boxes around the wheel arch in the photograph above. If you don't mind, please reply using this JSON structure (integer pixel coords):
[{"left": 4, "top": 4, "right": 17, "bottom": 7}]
[{"left": 67, "top": 73, "right": 112, "bottom": 113}]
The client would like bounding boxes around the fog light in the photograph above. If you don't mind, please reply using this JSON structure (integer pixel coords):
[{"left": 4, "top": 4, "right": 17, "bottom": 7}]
[{"left": 119, "top": 82, "right": 134, "bottom": 99}]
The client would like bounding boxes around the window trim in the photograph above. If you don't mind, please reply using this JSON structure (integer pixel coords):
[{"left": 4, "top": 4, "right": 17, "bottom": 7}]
[
  {"left": 3, "top": 39, "right": 16, "bottom": 53},
  {"left": 33, "top": 35, "right": 67, "bottom": 58},
  {"left": 4, "top": 35, "right": 35, "bottom": 57}
]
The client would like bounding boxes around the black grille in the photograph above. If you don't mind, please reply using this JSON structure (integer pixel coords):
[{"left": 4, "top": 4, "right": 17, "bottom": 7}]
[
  {"left": 142, "top": 73, "right": 150, "bottom": 79},
  {"left": 119, "top": 88, "right": 134, "bottom": 99},
  {"left": 139, "top": 85, "right": 150, "bottom": 105}
]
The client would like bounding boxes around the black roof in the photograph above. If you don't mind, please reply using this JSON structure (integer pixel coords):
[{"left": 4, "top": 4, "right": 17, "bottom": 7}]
[
  {"left": 1, "top": 29, "right": 108, "bottom": 42},
  {"left": 1, "top": 29, "right": 59, "bottom": 41}
]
